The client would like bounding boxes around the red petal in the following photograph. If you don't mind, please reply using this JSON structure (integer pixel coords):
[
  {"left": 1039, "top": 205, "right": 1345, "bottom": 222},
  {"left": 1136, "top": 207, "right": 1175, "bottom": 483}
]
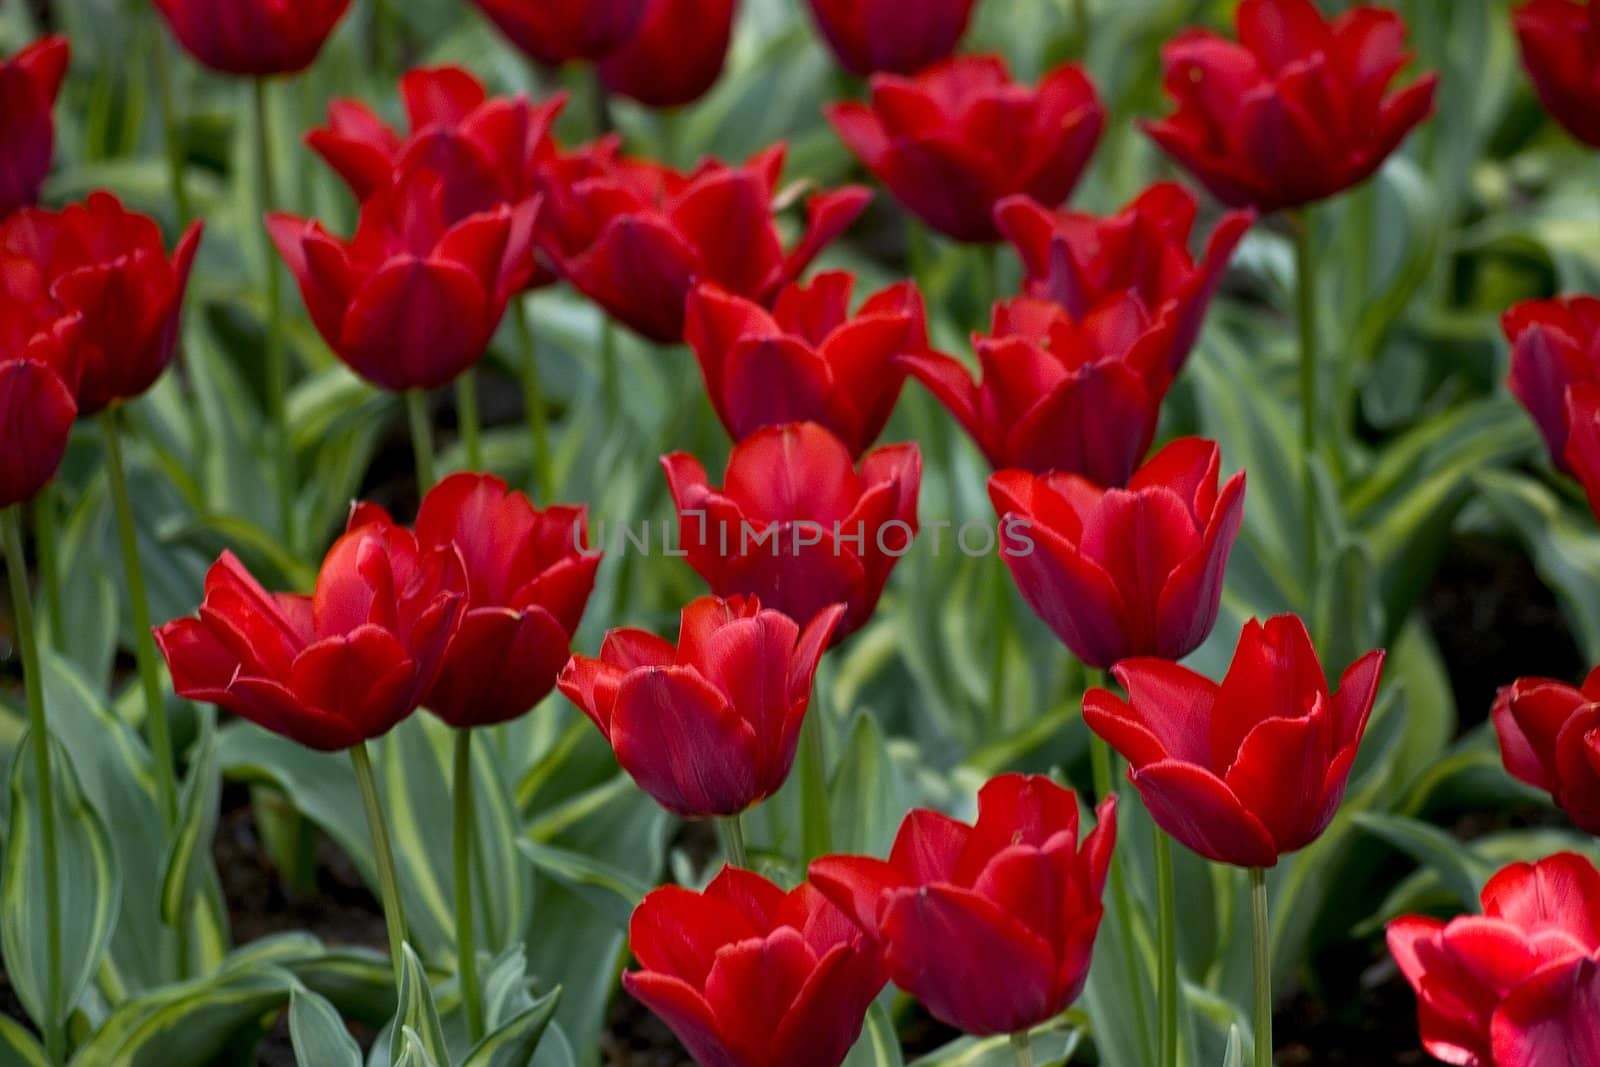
[
  {"left": 610, "top": 666, "right": 761, "bottom": 816},
  {"left": 1130, "top": 760, "right": 1279, "bottom": 867}
]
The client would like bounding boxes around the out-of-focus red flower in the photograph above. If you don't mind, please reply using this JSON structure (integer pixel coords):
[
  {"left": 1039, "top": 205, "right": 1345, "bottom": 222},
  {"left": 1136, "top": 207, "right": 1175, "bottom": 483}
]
[
  {"left": 153, "top": 522, "right": 467, "bottom": 752},
  {"left": 351, "top": 473, "right": 600, "bottom": 729},
  {"left": 1503, "top": 296, "right": 1600, "bottom": 473},
  {"left": 1565, "top": 385, "right": 1600, "bottom": 521},
  {"left": 538, "top": 144, "right": 869, "bottom": 342},
  {"left": 468, "top": 0, "right": 648, "bottom": 65},
  {"left": 900, "top": 296, "right": 1172, "bottom": 484},
  {"left": 810, "top": 775, "right": 1116, "bottom": 1037},
  {"left": 598, "top": 0, "right": 737, "bottom": 108},
  {"left": 1388, "top": 852, "right": 1600, "bottom": 1067},
  {"left": 0, "top": 192, "right": 202, "bottom": 415},
  {"left": 152, "top": 0, "right": 351, "bottom": 76},
  {"left": 1142, "top": 0, "right": 1437, "bottom": 212},
  {"left": 625, "top": 866, "right": 884, "bottom": 1067},
  {"left": 1492, "top": 668, "right": 1600, "bottom": 834},
  {"left": 989, "top": 437, "right": 1245, "bottom": 670},
  {"left": 558, "top": 595, "right": 843, "bottom": 817},
  {"left": 267, "top": 166, "right": 536, "bottom": 391},
  {"left": 686, "top": 272, "right": 926, "bottom": 457},
  {"left": 0, "top": 257, "right": 80, "bottom": 508},
  {"left": 1514, "top": 0, "right": 1600, "bottom": 147},
  {"left": 804, "top": 0, "right": 978, "bottom": 77},
  {"left": 0, "top": 36, "right": 68, "bottom": 220},
  {"left": 1085, "top": 614, "right": 1384, "bottom": 868},
  {"left": 828, "top": 56, "right": 1103, "bottom": 243},
  {"left": 662, "top": 422, "right": 920, "bottom": 641},
  {"left": 995, "top": 183, "right": 1253, "bottom": 378}
]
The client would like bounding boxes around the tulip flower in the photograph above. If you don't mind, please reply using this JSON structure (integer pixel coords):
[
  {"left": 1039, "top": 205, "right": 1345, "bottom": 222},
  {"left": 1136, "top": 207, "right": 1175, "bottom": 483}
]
[
  {"left": 989, "top": 437, "right": 1246, "bottom": 670},
  {"left": 598, "top": 0, "right": 737, "bottom": 108},
  {"left": 558, "top": 595, "right": 844, "bottom": 817},
  {"left": 1492, "top": 668, "right": 1600, "bottom": 834},
  {"left": 810, "top": 774, "right": 1116, "bottom": 1038},
  {"left": 0, "top": 192, "right": 203, "bottom": 415},
  {"left": 467, "top": 0, "right": 648, "bottom": 66},
  {"left": 1142, "top": 0, "right": 1437, "bottom": 212},
  {"left": 0, "top": 261, "right": 80, "bottom": 509},
  {"left": 155, "top": 519, "right": 467, "bottom": 751},
  {"left": 686, "top": 272, "right": 926, "bottom": 457},
  {"left": 537, "top": 144, "right": 869, "bottom": 342},
  {"left": 624, "top": 866, "right": 884, "bottom": 1067},
  {"left": 152, "top": 0, "right": 352, "bottom": 76},
  {"left": 1503, "top": 296, "right": 1600, "bottom": 473},
  {"left": 1388, "top": 852, "right": 1600, "bottom": 1067},
  {"left": 995, "top": 183, "right": 1253, "bottom": 378},
  {"left": 662, "top": 423, "right": 921, "bottom": 641},
  {"left": 1565, "top": 385, "right": 1600, "bottom": 522},
  {"left": 901, "top": 296, "right": 1173, "bottom": 485},
  {"left": 0, "top": 36, "right": 68, "bottom": 220},
  {"left": 804, "top": 0, "right": 978, "bottom": 77},
  {"left": 1514, "top": 0, "right": 1600, "bottom": 147},
  {"left": 827, "top": 56, "right": 1104, "bottom": 243},
  {"left": 267, "top": 165, "right": 536, "bottom": 392}
]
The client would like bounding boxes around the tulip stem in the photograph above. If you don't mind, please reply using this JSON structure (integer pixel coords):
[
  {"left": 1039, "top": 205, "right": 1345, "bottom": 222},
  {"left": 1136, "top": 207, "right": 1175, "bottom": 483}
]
[
  {"left": 351, "top": 742, "right": 409, "bottom": 991},
  {"left": 253, "top": 77, "right": 294, "bottom": 553},
  {"left": 1156, "top": 831, "right": 1179, "bottom": 1067},
  {"left": 717, "top": 814, "right": 747, "bottom": 869},
  {"left": 599, "top": 318, "right": 620, "bottom": 423},
  {"left": 455, "top": 371, "right": 482, "bottom": 472},
  {"left": 798, "top": 709, "right": 832, "bottom": 864},
  {"left": 1251, "top": 867, "right": 1272, "bottom": 1067},
  {"left": 1291, "top": 208, "right": 1319, "bottom": 582},
  {"left": 104, "top": 408, "right": 179, "bottom": 832},
  {"left": 3, "top": 508, "right": 65, "bottom": 1067},
  {"left": 452, "top": 730, "right": 485, "bottom": 1042},
  {"left": 988, "top": 555, "right": 1011, "bottom": 720},
  {"left": 1010, "top": 1032, "right": 1033, "bottom": 1067},
  {"left": 153, "top": 30, "right": 192, "bottom": 228},
  {"left": 513, "top": 299, "right": 552, "bottom": 501},
  {"left": 405, "top": 389, "right": 437, "bottom": 492},
  {"left": 31, "top": 489, "right": 63, "bottom": 650}
]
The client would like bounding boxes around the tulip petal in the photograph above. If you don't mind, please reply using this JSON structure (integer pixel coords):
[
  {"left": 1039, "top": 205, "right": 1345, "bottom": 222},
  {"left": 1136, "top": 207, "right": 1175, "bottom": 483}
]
[
  {"left": 807, "top": 855, "right": 908, "bottom": 936},
  {"left": 610, "top": 666, "right": 761, "bottom": 816},
  {"left": 621, "top": 972, "right": 740, "bottom": 1067},
  {"left": 1130, "top": 759, "right": 1280, "bottom": 867},
  {"left": 1490, "top": 956, "right": 1600, "bottom": 1067}
]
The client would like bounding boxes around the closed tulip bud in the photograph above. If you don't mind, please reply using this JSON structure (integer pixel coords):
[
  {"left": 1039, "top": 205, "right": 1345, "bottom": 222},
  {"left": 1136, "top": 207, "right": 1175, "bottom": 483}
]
[
  {"left": 1492, "top": 669, "right": 1600, "bottom": 834},
  {"left": 1504, "top": 297, "right": 1600, "bottom": 473},
  {"left": 810, "top": 775, "right": 1116, "bottom": 1037},
  {"left": 1142, "top": 0, "right": 1437, "bottom": 212},
  {"left": 828, "top": 56, "right": 1104, "bottom": 243},
  {"left": 1514, "top": 0, "right": 1600, "bottom": 147},
  {"left": 1085, "top": 614, "right": 1384, "bottom": 868},
  {"left": 0, "top": 36, "right": 68, "bottom": 219},
  {"left": 558, "top": 595, "right": 844, "bottom": 817},
  {"left": 599, "top": 0, "right": 737, "bottom": 108},
  {"left": 467, "top": 0, "right": 648, "bottom": 66},
  {"left": 0, "top": 260, "right": 81, "bottom": 509},
  {"left": 805, "top": 0, "right": 978, "bottom": 77},
  {"left": 153, "top": 0, "right": 351, "bottom": 76}
]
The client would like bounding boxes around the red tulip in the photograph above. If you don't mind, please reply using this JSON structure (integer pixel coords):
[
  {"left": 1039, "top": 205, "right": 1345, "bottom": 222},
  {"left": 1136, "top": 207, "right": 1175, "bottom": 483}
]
[
  {"left": 1504, "top": 297, "right": 1600, "bottom": 474},
  {"left": 1085, "top": 615, "right": 1383, "bottom": 868},
  {"left": 152, "top": 0, "right": 351, "bottom": 76},
  {"left": 0, "top": 256, "right": 80, "bottom": 509},
  {"left": 0, "top": 36, "right": 67, "bottom": 219},
  {"left": 537, "top": 144, "right": 868, "bottom": 342},
  {"left": 0, "top": 192, "right": 202, "bottom": 415},
  {"left": 558, "top": 595, "right": 843, "bottom": 817},
  {"left": 900, "top": 296, "right": 1172, "bottom": 484},
  {"left": 267, "top": 165, "right": 536, "bottom": 391},
  {"left": 1388, "top": 852, "right": 1600, "bottom": 1067},
  {"left": 467, "top": 0, "right": 648, "bottom": 65},
  {"left": 1142, "top": 0, "right": 1437, "bottom": 212},
  {"left": 810, "top": 774, "right": 1116, "bottom": 1037},
  {"left": 804, "top": 0, "right": 978, "bottom": 77},
  {"left": 1564, "top": 385, "right": 1600, "bottom": 522},
  {"left": 353, "top": 473, "right": 600, "bottom": 729},
  {"left": 1514, "top": 0, "right": 1600, "bottom": 147},
  {"left": 995, "top": 183, "right": 1253, "bottom": 378},
  {"left": 598, "top": 0, "right": 737, "bottom": 108},
  {"left": 828, "top": 56, "right": 1103, "bottom": 243},
  {"left": 624, "top": 866, "right": 884, "bottom": 1067},
  {"left": 686, "top": 272, "right": 926, "bottom": 458},
  {"left": 662, "top": 422, "right": 920, "bottom": 641},
  {"left": 153, "top": 520, "right": 467, "bottom": 752},
  {"left": 1492, "top": 668, "right": 1600, "bottom": 834},
  {"left": 989, "top": 437, "right": 1246, "bottom": 670}
]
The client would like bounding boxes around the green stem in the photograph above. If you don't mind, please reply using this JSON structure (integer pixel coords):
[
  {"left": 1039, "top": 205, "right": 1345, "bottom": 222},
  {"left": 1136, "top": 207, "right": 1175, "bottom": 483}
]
[
  {"left": 975, "top": 243, "right": 999, "bottom": 331},
  {"left": 1010, "top": 1032, "right": 1034, "bottom": 1067},
  {"left": 452, "top": 730, "right": 484, "bottom": 1043},
  {"left": 153, "top": 31, "right": 192, "bottom": 227},
  {"left": 3, "top": 509, "right": 64, "bottom": 1066},
  {"left": 591, "top": 68, "right": 613, "bottom": 136},
  {"left": 104, "top": 409, "right": 179, "bottom": 831},
  {"left": 254, "top": 77, "right": 294, "bottom": 552},
  {"left": 351, "top": 743, "right": 409, "bottom": 990},
  {"left": 405, "top": 390, "right": 437, "bottom": 492},
  {"left": 1251, "top": 868, "right": 1272, "bottom": 1067},
  {"left": 1291, "top": 208, "right": 1319, "bottom": 582},
  {"left": 31, "top": 489, "right": 63, "bottom": 651},
  {"left": 1156, "top": 831, "right": 1178, "bottom": 1067},
  {"left": 455, "top": 371, "right": 482, "bottom": 472},
  {"left": 988, "top": 555, "right": 1010, "bottom": 721},
  {"left": 599, "top": 318, "right": 620, "bottom": 423},
  {"left": 513, "top": 299, "right": 552, "bottom": 500},
  {"left": 717, "top": 813, "right": 747, "bottom": 869},
  {"left": 798, "top": 710, "right": 832, "bottom": 864}
]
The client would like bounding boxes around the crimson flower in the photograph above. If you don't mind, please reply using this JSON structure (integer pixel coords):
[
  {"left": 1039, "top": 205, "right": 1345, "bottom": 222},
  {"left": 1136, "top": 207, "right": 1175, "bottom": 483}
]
[
  {"left": 154, "top": 521, "right": 467, "bottom": 752},
  {"left": 1503, "top": 296, "right": 1600, "bottom": 473},
  {"left": 152, "top": 0, "right": 351, "bottom": 76},
  {"left": 662, "top": 422, "right": 921, "bottom": 641},
  {"left": 598, "top": 0, "right": 737, "bottom": 108},
  {"left": 989, "top": 437, "right": 1245, "bottom": 670},
  {"left": 466, "top": 0, "right": 648, "bottom": 66},
  {"left": 810, "top": 775, "right": 1116, "bottom": 1037},
  {"left": 1388, "top": 852, "right": 1600, "bottom": 1067},
  {"left": 0, "top": 258, "right": 80, "bottom": 509},
  {"left": 804, "top": 0, "right": 978, "bottom": 77},
  {"left": 558, "top": 595, "right": 843, "bottom": 817},
  {"left": 1142, "top": 0, "right": 1437, "bottom": 211},
  {"left": 1084, "top": 615, "right": 1383, "bottom": 868},
  {"left": 1514, "top": 0, "right": 1600, "bottom": 147},
  {"left": 1564, "top": 385, "right": 1600, "bottom": 522},
  {"left": 686, "top": 272, "right": 926, "bottom": 457},
  {"left": 1492, "top": 668, "right": 1600, "bottom": 834},
  {"left": 537, "top": 144, "right": 869, "bottom": 342},
  {"left": 0, "top": 36, "right": 68, "bottom": 220},
  {"left": 995, "top": 183, "right": 1253, "bottom": 377},
  {"left": 828, "top": 56, "right": 1104, "bottom": 243},
  {"left": 901, "top": 296, "right": 1172, "bottom": 484}
]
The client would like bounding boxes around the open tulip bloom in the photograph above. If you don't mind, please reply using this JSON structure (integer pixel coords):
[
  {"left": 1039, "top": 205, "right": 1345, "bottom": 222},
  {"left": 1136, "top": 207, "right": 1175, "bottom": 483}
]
[
  {"left": 0, "top": 36, "right": 68, "bottom": 220},
  {"left": 1493, "top": 667, "right": 1600, "bottom": 834},
  {"left": 0, "top": 257, "right": 81, "bottom": 509}
]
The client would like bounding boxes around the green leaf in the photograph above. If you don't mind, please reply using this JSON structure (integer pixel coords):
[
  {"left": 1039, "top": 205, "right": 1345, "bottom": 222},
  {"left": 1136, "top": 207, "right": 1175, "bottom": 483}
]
[
  {"left": 462, "top": 988, "right": 560, "bottom": 1067},
  {"left": 1351, "top": 812, "right": 1495, "bottom": 909},
  {"left": 907, "top": 1027, "right": 1080, "bottom": 1067},
  {"left": 389, "top": 945, "right": 448, "bottom": 1067},
  {"left": 516, "top": 842, "right": 651, "bottom": 930},
  {"left": 288, "top": 987, "right": 361, "bottom": 1067},
  {"left": 70, "top": 963, "right": 296, "bottom": 1066},
  {"left": 394, "top": 1027, "right": 445, "bottom": 1067},
  {"left": 161, "top": 715, "right": 221, "bottom": 924},
  {"left": 1222, "top": 1026, "right": 1244, "bottom": 1067},
  {"left": 842, "top": 1004, "right": 904, "bottom": 1067},
  {"left": 0, "top": 1014, "right": 49, "bottom": 1067}
]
